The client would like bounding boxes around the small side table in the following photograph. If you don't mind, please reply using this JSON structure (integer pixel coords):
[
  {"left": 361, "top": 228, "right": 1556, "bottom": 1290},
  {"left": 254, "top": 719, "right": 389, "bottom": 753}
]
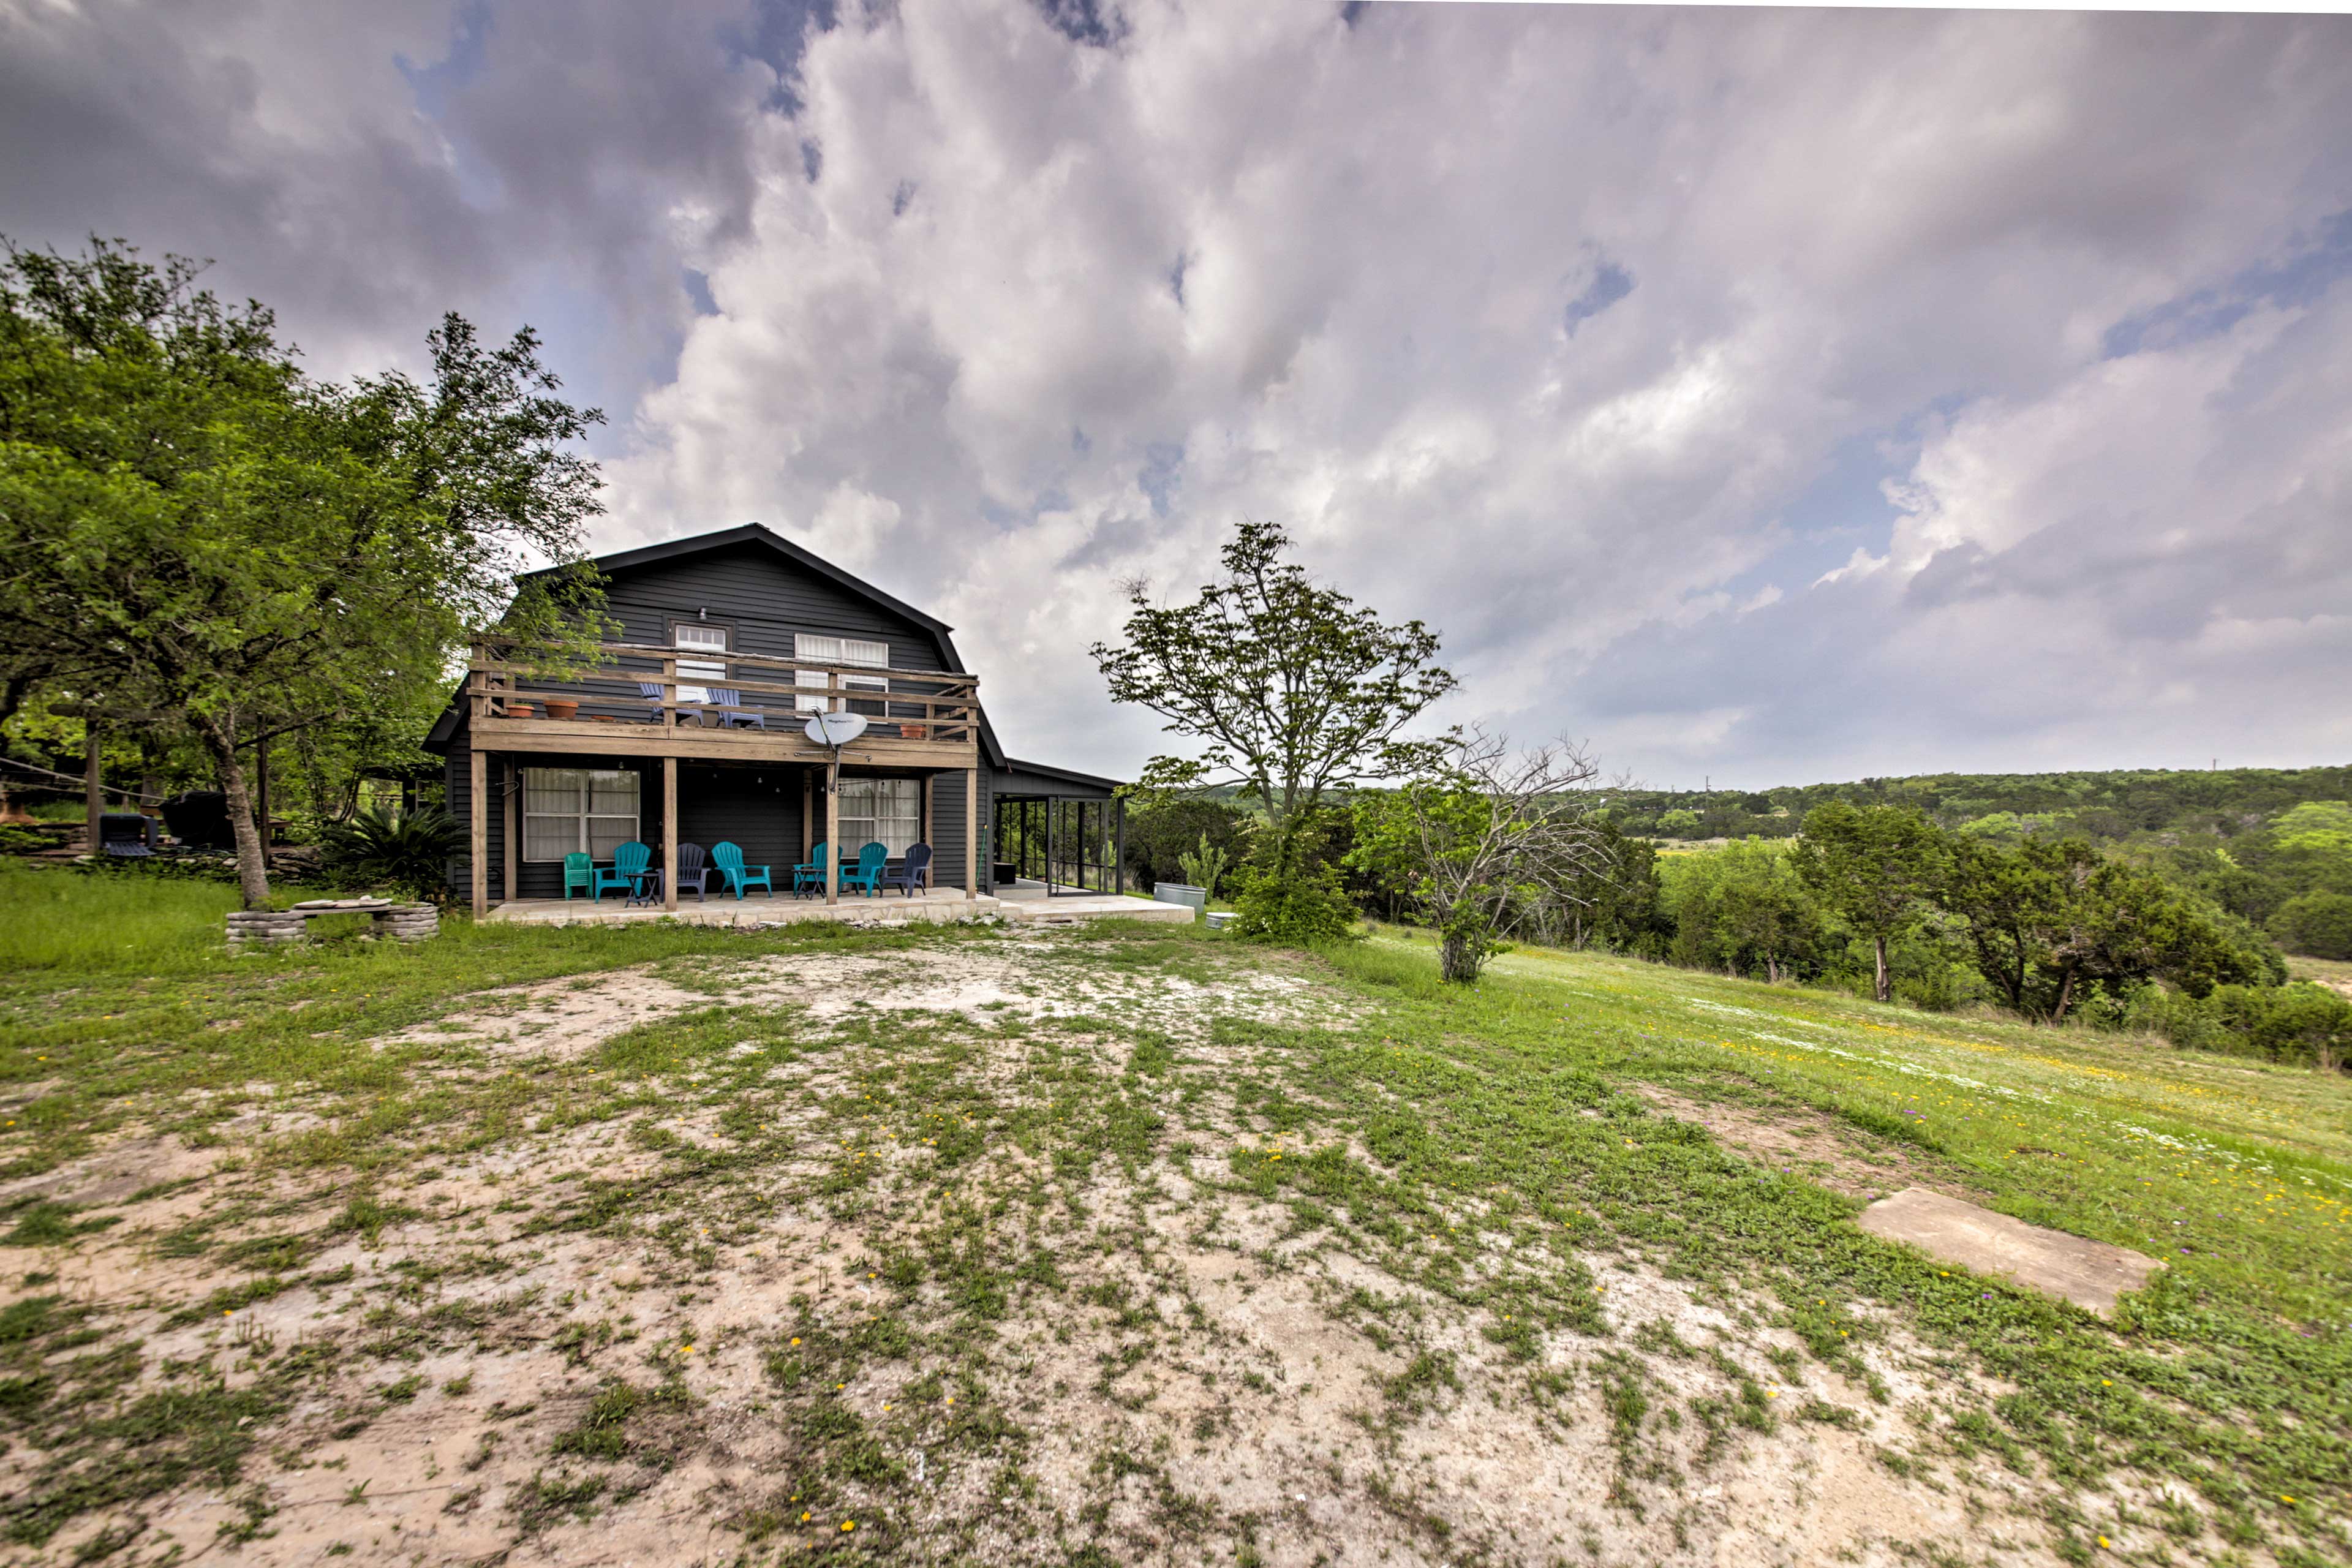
[{"left": 624, "top": 869, "right": 663, "bottom": 908}]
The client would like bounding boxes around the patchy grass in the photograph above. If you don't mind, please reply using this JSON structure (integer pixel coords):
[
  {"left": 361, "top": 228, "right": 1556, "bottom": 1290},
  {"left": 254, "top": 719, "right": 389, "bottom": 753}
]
[{"left": 1, "top": 872, "right": 2346, "bottom": 1567}]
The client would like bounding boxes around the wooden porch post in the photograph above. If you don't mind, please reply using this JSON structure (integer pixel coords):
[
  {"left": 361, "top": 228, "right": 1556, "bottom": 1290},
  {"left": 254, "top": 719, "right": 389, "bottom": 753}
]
[
  {"left": 802, "top": 771, "right": 813, "bottom": 860},
  {"left": 502, "top": 760, "right": 518, "bottom": 905},
  {"left": 662, "top": 757, "right": 679, "bottom": 912},
  {"left": 922, "top": 777, "right": 933, "bottom": 854},
  {"left": 965, "top": 767, "right": 979, "bottom": 900},
  {"left": 824, "top": 763, "right": 840, "bottom": 906},
  {"left": 469, "top": 746, "right": 488, "bottom": 916}
]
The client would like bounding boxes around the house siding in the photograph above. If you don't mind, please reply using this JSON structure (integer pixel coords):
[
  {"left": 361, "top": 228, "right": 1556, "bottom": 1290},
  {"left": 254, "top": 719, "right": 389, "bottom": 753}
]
[{"left": 600, "top": 543, "right": 949, "bottom": 673}]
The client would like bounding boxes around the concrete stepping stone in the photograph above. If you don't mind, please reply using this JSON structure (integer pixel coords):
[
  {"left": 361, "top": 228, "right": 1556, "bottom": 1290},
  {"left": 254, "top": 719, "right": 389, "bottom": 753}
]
[{"left": 1858, "top": 1187, "right": 2162, "bottom": 1319}]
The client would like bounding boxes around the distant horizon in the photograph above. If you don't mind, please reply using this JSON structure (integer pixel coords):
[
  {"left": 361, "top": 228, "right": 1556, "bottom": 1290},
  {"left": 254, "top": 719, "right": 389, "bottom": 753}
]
[{"left": 6, "top": 2, "right": 2347, "bottom": 782}]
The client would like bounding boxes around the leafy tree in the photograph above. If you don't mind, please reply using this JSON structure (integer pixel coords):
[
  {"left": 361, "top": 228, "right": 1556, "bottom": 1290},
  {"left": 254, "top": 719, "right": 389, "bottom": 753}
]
[
  {"left": 1119, "top": 796, "right": 1253, "bottom": 892},
  {"left": 1548, "top": 819, "right": 1670, "bottom": 956},
  {"left": 0, "top": 239, "right": 606, "bottom": 907},
  {"left": 1789, "top": 801, "right": 1951, "bottom": 1003},
  {"left": 1091, "top": 518, "right": 1455, "bottom": 865},
  {"left": 1947, "top": 837, "right": 2271, "bottom": 1022},
  {"left": 1942, "top": 835, "right": 2062, "bottom": 1012},
  {"left": 1656, "top": 808, "right": 1702, "bottom": 837},
  {"left": 1659, "top": 840, "right": 1831, "bottom": 984},
  {"left": 2271, "top": 891, "right": 2352, "bottom": 961},
  {"left": 1348, "top": 730, "right": 1611, "bottom": 982}
]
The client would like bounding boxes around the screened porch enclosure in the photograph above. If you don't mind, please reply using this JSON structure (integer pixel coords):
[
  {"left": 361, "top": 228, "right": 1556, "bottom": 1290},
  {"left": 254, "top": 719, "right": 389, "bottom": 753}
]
[{"left": 993, "top": 794, "right": 1125, "bottom": 896}]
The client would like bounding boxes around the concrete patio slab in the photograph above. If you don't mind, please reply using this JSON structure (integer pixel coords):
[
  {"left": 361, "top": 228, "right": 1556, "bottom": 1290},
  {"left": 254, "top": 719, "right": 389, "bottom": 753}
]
[
  {"left": 1857, "top": 1187, "right": 2163, "bottom": 1319},
  {"left": 478, "top": 888, "right": 1193, "bottom": 929}
]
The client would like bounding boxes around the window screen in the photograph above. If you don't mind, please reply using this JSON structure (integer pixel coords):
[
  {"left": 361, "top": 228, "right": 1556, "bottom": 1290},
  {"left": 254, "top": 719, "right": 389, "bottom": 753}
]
[
  {"left": 838, "top": 777, "right": 921, "bottom": 856},
  {"left": 521, "top": 768, "right": 641, "bottom": 861}
]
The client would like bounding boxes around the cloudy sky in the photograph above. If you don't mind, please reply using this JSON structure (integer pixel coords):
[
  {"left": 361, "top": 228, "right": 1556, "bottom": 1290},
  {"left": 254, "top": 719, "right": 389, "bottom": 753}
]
[{"left": 6, "top": 0, "right": 2350, "bottom": 788}]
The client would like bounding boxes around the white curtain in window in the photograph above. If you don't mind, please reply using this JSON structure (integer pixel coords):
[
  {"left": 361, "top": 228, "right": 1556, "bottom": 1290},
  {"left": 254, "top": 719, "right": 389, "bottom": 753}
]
[
  {"left": 794, "top": 634, "right": 890, "bottom": 712},
  {"left": 838, "top": 777, "right": 921, "bottom": 855},
  {"left": 521, "top": 767, "right": 640, "bottom": 860}
]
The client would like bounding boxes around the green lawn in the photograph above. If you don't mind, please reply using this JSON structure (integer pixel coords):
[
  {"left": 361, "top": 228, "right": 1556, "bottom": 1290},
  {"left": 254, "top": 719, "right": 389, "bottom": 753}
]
[{"left": 1, "top": 865, "right": 2346, "bottom": 1566}]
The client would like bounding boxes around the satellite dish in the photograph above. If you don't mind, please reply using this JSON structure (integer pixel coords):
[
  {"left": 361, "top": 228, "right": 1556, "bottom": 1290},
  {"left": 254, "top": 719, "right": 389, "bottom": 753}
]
[{"left": 804, "top": 710, "right": 869, "bottom": 747}]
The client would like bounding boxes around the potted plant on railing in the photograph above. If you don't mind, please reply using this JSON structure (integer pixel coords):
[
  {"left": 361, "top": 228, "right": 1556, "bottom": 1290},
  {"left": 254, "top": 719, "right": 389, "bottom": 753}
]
[{"left": 542, "top": 698, "right": 579, "bottom": 720}]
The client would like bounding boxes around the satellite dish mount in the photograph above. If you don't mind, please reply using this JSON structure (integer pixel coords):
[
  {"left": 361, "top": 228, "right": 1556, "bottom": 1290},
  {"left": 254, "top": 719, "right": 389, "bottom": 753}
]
[{"left": 804, "top": 709, "right": 869, "bottom": 794}]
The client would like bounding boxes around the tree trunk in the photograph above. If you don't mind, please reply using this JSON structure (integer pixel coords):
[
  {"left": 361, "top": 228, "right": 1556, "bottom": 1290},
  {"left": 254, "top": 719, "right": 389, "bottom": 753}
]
[
  {"left": 1766, "top": 954, "right": 1782, "bottom": 985},
  {"left": 189, "top": 710, "right": 272, "bottom": 910},
  {"left": 1873, "top": 935, "right": 1891, "bottom": 1003},
  {"left": 2048, "top": 967, "right": 2078, "bottom": 1025},
  {"left": 84, "top": 726, "right": 102, "bottom": 856},
  {"left": 1439, "top": 930, "right": 1479, "bottom": 984}
]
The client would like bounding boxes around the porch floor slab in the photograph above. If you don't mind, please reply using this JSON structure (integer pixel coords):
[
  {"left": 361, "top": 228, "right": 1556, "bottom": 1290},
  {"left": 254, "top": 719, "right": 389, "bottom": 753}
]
[{"left": 479, "top": 888, "right": 1193, "bottom": 928}]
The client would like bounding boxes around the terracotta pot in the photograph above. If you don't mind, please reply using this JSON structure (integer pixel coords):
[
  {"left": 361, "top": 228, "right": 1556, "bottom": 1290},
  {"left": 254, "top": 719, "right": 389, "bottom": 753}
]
[
  {"left": 507, "top": 702, "right": 534, "bottom": 718},
  {"left": 543, "top": 698, "right": 580, "bottom": 720}
]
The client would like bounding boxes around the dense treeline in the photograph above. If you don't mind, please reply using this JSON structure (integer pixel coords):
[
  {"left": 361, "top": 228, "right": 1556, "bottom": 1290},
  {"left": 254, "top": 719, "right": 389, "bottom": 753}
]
[
  {"left": 1597, "top": 765, "right": 2352, "bottom": 847},
  {"left": 1122, "top": 782, "right": 2352, "bottom": 1072}
]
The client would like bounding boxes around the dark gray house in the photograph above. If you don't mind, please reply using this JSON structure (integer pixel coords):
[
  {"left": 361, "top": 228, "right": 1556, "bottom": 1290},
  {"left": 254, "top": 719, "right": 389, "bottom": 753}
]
[{"left": 423, "top": 524, "right": 1122, "bottom": 914}]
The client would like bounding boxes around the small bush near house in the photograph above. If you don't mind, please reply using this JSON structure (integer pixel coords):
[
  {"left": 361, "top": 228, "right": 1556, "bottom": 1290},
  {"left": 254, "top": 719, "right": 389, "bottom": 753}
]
[{"left": 315, "top": 807, "right": 459, "bottom": 900}]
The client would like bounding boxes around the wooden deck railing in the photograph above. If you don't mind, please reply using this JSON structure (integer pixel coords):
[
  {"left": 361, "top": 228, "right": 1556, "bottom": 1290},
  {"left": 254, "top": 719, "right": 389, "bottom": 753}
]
[{"left": 467, "top": 637, "right": 981, "bottom": 743}]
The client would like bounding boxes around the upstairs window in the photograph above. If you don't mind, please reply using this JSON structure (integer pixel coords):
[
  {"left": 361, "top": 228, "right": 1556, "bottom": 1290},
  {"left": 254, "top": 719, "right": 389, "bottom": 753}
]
[
  {"left": 674, "top": 623, "right": 729, "bottom": 704},
  {"left": 795, "top": 634, "right": 890, "bottom": 713}
]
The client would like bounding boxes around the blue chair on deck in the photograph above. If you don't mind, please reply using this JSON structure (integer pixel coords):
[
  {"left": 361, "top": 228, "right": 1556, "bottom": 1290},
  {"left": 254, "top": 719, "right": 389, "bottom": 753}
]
[
  {"left": 887, "top": 843, "right": 932, "bottom": 897},
  {"left": 562, "top": 851, "right": 594, "bottom": 901},
  {"left": 791, "top": 840, "right": 830, "bottom": 897},
  {"left": 592, "top": 841, "right": 650, "bottom": 902},
  {"left": 713, "top": 841, "right": 772, "bottom": 900},
  {"left": 839, "top": 841, "right": 889, "bottom": 897},
  {"left": 707, "top": 690, "right": 767, "bottom": 729},
  {"left": 674, "top": 842, "right": 714, "bottom": 902}
]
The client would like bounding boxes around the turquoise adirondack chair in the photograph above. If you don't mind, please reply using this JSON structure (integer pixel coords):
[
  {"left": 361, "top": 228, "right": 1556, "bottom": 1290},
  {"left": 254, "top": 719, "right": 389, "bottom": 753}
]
[
  {"left": 592, "top": 841, "right": 650, "bottom": 902},
  {"left": 839, "top": 840, "right": 889, "bottom": 897},
  {"left": 791, "top": 840, "right": 830, "bottom": 897},
  {"left": 712, "top": 841, "right": 772, "bottom": 900},
  {"left": 562, "top": 851, "right": 594, "bottom": 901}
]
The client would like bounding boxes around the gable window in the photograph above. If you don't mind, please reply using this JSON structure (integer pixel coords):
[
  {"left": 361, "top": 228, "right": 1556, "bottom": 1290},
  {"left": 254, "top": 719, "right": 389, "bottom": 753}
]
[
  {"left": 839, "top": 777, "right": 921, "bottom": 856},
  {"left": 674, "top": 623, "right": 729, "bottom": 705},
  {"left": 522, "top": 768, "right": 640, "bottom": 861},
  {"left": 794, "top": 633, "right": 890, "bottom": 714}
]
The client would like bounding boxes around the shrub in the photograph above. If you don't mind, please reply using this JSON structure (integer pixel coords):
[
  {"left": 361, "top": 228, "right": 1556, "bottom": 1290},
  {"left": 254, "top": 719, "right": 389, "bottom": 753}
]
[
  {"left": 1228, "top": 858, "right": 1359, "bottom": 946},
  {"left": 2270, "top": 891, "right": 2352, "bottom": 960},
  {"left": 1175, "top": 833, "right": 1231, "bottom": 899},
  {"left": 314, "top": 807, "right": 458, "bottom": 900},
  {"left": 2131, "top": 981, "right": 2352, "bottom": 1071}
]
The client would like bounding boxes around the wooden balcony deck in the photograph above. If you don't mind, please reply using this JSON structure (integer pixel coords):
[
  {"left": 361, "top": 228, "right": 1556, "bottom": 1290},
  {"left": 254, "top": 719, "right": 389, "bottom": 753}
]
[
  {"left": 466, "top": 636, "right": 982, "bottom": 766},
  {"left": 467, "top": 710, "right": 978, "bottom": 767}
]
